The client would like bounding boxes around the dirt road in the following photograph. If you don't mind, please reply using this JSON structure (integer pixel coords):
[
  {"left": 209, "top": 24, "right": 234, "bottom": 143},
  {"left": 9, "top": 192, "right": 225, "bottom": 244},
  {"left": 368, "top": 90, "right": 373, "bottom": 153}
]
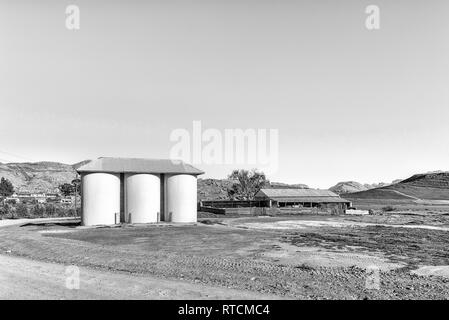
[{"left": 0, "top": 255, "right": 279, "bottom": 300}]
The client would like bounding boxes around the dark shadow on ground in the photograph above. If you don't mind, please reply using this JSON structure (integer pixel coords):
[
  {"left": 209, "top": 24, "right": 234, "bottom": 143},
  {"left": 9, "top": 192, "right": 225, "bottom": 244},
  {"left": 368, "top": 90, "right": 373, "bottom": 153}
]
[{"left": 20, "top": 220, "right": 81, "bottom": 228}]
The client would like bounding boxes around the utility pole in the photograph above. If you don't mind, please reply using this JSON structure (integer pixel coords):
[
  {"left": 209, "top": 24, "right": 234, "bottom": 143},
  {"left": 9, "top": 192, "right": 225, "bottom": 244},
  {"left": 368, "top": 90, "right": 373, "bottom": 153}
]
[
  {"left": 73, "top": 173, "right": 79, "bottom": 217},
  {"left": 74, "top": 174, "right": 77, "bottom": 216}
]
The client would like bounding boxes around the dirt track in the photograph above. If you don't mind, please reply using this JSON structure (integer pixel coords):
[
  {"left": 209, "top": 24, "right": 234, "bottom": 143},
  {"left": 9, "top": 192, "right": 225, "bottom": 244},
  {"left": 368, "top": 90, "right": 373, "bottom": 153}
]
[{"left": 0, "top": 254, "right": 278, "bottom": 300}]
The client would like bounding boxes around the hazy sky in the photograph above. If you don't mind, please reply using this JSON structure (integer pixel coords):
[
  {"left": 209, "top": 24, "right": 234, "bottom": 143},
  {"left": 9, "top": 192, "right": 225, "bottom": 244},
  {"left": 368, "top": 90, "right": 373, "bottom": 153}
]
[{"left": 1, "top": 0, "right": 448, "bottom": 188}]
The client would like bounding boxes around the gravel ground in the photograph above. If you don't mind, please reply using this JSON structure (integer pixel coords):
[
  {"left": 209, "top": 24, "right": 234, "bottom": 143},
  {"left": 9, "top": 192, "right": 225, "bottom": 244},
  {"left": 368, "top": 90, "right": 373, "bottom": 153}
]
[{"left": 0, "top": 215, "right": 448, "bottom": 299}]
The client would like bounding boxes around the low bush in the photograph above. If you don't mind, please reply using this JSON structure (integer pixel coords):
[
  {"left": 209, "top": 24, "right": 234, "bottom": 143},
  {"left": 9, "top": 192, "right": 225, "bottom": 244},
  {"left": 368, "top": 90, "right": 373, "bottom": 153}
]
[
  {"left": 0, "top": 203, "right": 13, "bottom": 219},
  {"left": 15, "top": 203, "right": 30, "bottom": 218},
  {"left": 0, "top": 202, "right": 80, "bottom": 219}
]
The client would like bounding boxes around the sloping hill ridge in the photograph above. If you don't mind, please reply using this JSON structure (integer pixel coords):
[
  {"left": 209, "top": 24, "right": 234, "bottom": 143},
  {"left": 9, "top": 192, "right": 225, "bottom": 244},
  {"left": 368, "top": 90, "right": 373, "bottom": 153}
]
[
  {"left": 0, "top": 162, "right": 78, "bottom": 193},
  {"left": 329, "top": 180, "right": 403, "bottom": 195},
  {"left": 344, "top": 172, "right": 449, "bottom": 201}
]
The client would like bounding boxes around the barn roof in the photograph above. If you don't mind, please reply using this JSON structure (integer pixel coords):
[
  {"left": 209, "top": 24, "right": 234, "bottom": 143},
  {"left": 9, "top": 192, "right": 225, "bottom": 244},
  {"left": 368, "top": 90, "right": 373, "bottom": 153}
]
[
  {"left": 76, "top": 157, "right": 204, "bottom": 175},
  {"left": 256, "top": 188, "right": 340, "bottom": 198},
  {"left": 255, "top": 189, "right": 350, "bottom": 203}
]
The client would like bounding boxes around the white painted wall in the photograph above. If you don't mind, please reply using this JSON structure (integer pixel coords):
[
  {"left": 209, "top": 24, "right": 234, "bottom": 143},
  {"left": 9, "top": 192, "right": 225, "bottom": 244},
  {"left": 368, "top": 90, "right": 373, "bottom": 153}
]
[
  {"left": 125, "top": 173, "right": 160, "bottom": 223},
  {"left": 81, "top": 173, "right": 120, "bottom": 226},
  {"left": 346, "top": 209, "right": 369, "bottom": 215},
  {"left": 165, "top": 174, "right": 197, "bottom": 223}
]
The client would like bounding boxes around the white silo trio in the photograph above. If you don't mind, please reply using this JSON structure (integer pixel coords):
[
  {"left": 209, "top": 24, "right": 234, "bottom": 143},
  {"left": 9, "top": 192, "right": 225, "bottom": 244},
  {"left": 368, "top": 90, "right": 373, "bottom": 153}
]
[
  {"left": 77, "top": 158, "right": 203, "bottom": 226},
  {"left": 81, "top": 172, "right": 121, "bottom": 226},
  {"left": 165, "top": 174, "right": 197, "bottom": 223},
  {"left": 125, "top": 173, "right": 160, "bottom": 223}
]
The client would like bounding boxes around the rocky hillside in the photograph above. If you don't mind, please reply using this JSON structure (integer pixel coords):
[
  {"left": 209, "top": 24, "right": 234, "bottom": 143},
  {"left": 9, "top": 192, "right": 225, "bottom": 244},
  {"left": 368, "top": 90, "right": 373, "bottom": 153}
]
[
  {"left": 269, "top": 182, "right": 309, "bottom": 189},
  {"left": 329, "top": 180, "right": 404, "bottom": 195},
  {"left": 197, "top": 178, "right": 234, "bottom": 200},
  {"left": 0, "top": 162, "right": 78, "bottom": 193},
  {"left": 399, "top": 172, "right": 449, "bottom": 188},
  {"left": 344, "top": 172, "right": 449, "bottom": 201},
  {"left": 329, "top": 181, "right": 368, "bottom": 194}
]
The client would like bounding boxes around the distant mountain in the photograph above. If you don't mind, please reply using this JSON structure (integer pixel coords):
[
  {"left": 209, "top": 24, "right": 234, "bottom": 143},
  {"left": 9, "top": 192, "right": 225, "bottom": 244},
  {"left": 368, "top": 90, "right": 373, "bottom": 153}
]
[
  {"left": 364, "top": 182, "right": 390, "bottom": 189},
  {"left": 344, "top": 172, "right": 449, "bottom": 201},
  {"left": 329, "top": 179, "right": 406, "bottom": 195},
  {"left": 268, "top": 182, "right": 309, "bottom": 189},
  {"left": 329, "top": 181, "right": 368, "bottom": 195},
  {"left": 0, "top": 161, "right": 78, "bottom": 193}
]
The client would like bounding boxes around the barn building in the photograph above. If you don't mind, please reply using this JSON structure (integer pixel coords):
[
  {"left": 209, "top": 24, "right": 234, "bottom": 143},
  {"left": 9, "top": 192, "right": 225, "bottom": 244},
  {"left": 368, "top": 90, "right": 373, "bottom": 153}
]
[
  {"left": 254, "top": 188, "right": 351, "bottom": 209},
  {"left": 76, "top": 157, "right": 204, "bottom": 226}
]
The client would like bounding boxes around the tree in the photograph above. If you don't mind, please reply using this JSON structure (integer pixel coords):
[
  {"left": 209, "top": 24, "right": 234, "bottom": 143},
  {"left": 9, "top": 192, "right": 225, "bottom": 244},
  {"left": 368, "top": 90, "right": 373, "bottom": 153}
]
[
  {"left": 227, "top": 169, "right": 269, "bottom": 200},
  {"left": 58, "top": 178, "right": 81, "bottom": 197},
  {"left": 58, "top": 183, "right": 75, "bottom": 197},
  {"left": 0, "top": 177, "right": 14, "bottom": 197}
]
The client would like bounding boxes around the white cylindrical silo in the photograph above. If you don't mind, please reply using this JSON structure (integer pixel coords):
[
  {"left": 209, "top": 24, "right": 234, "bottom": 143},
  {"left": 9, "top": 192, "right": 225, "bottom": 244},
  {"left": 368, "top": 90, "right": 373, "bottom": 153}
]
[
  {"left": 81, "top": 172, "right": 120, "bottom": 226},
  {"left": 125, "top": 173, "right": 161, "bottom": 223},
  {"left": 165, "top": 174, "right": 197, "bottom": 223}
]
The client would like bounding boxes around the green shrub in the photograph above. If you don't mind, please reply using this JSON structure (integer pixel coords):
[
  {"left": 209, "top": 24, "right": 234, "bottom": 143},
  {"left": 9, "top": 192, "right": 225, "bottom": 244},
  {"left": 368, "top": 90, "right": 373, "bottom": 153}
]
[
  {"left": 0, "top": 202, "right": 80, "bottom": 220},
  {"left": 382, "top": 206, "right": 396, "bottom": 212}
]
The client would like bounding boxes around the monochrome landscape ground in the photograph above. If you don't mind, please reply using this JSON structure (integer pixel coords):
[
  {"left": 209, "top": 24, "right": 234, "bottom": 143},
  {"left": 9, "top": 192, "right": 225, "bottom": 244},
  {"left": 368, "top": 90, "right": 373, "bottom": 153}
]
[{"left": 1, "top": 205, "right": 449, "bottom": 299}]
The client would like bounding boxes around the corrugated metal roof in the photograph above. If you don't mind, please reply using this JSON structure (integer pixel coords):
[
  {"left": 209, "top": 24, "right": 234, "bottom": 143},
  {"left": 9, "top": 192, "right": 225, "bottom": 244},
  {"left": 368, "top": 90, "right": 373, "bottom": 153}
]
[
  {"left": 256, "top": 188, "right": 339, "bottom": 198},
  {"left": 269, "top": 197, "right": 351, "bottom": 203},
  {"left": 76, "top": 157, "right": 204, "bottom": 175}
]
